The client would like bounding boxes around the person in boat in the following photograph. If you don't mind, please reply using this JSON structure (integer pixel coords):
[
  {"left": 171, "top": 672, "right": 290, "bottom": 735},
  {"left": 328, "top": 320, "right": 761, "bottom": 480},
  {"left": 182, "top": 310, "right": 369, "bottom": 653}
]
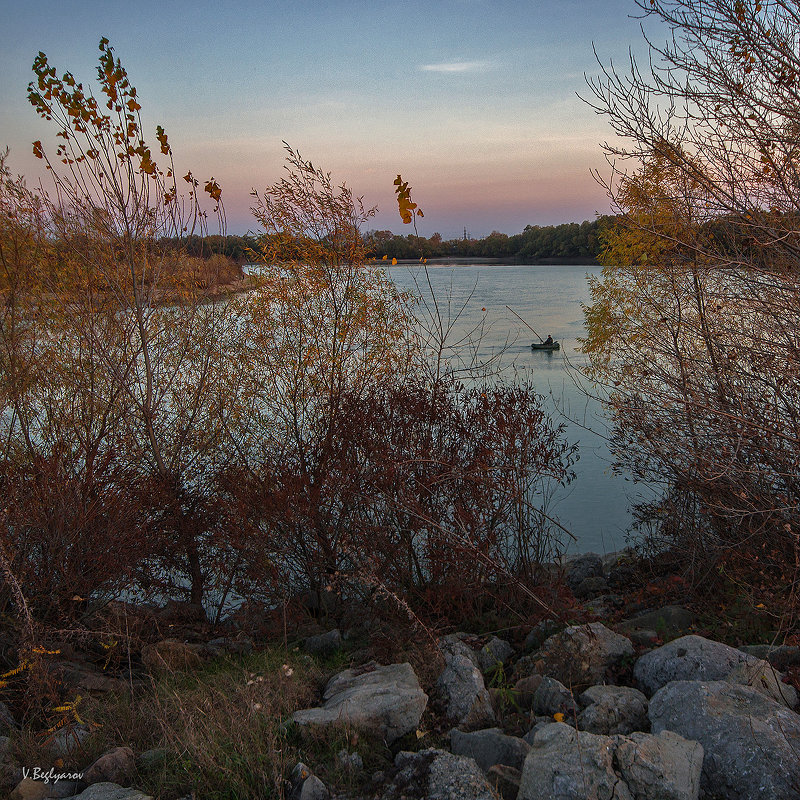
[{"left": 544, "top": 335, "right": 554, "bottom": 346}]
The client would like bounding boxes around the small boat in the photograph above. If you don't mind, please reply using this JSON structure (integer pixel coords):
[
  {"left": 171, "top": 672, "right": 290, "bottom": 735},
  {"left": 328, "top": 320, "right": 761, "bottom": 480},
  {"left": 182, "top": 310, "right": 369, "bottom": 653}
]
[{"left": 531, "top": 341, "right": 560, "bottom": 350}]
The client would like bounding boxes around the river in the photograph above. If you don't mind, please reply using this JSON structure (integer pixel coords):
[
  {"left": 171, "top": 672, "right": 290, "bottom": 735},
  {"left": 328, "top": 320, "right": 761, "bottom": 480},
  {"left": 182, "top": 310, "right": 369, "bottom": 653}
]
[{"left": 387, "top": 262, "right": 647, "bottom": 555}]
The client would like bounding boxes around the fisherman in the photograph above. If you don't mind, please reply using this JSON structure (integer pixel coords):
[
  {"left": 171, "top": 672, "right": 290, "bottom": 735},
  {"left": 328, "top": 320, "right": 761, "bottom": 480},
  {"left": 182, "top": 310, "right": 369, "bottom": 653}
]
[{"left": 544, "top": 334, "right": 554, "bottom": 346}]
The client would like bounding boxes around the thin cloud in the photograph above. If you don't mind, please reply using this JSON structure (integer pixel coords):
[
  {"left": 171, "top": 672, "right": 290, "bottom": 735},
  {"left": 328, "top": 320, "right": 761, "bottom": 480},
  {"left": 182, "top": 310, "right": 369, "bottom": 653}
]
[{"left": 419, "top": 60, "right": 491, "bottom": 73}]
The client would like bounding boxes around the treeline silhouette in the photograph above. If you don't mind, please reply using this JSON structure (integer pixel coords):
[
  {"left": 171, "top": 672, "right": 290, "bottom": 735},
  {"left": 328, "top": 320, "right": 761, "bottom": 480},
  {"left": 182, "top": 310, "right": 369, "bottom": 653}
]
[{"left": 175, "top": 217, "right": 610, "bottom": 264}]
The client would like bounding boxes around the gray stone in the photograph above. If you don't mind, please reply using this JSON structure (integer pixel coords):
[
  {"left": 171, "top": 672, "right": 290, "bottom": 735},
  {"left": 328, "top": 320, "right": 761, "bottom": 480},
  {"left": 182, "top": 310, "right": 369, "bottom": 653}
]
[
  {"left": 565, "top": 553, "right": 603, "bottom": 592},
  {"left": 740, "top": 643, "right": 800, "bottom": 671},
  {"left": 477, "top": 636, "right": 515, "bottom": 673},
  {"left": 573, "top": 576, "right": 609, "bottom": 599},
  {"left": 532, "top": 676, "right": 577, "bottom": 718},
  {"left": 577, "top": 684, "right": 649, "bottom": 735},
  {"left": 518, "top": 722, "right": 632, "bottom": 800},
  {"left": 50, "top": 725, "right": 91, "bottom": 757},
  {"left": 523, "top": 620, "right": 559, "bottom": 652},
  {"left": 288, "top": 763, "right": 329, "bottom": 800},
  {"left": 513, "top": 674, "right": 543, "bottom": 710},
  {"left": 291, "top": 662, "right": 427, "bottom": 744},
  {"left": 134, "top": 749, "right": 166, "bottom": 773},
  {"left": 335, "top": 749, "right": 363, "bottom": 772},
  {"left": 381, "top": 749, "right": 496, "bottom": 800},
  {"left": 204, "top": 636, "right": 253, "bottom": 657},
  {"left": 537, "top": 622, "right": 635, "bottom": 689},
  {"left": 436, "top": 653, "right": 496, "bottom": 730},
  {"left": 518, "top": 722, "right": 702, "bottom": 800},
  {"left": 614, "top": 730, "right": 702, "bottom": 800},
  {"left": 62, "top": 784, "right": 152, "bottom": 800},
  {"left": 302, "top": 629, "right": 342, "bottom": 658},
  {"left": 449, "top": 727, "right": 530, "bottom": 772},
  {"left": 617, "top": 606, "right": 696, "bottom": 640},
  {"left": 82, "top": 747, "right": 135, "bottom": 787},
  {"left": 10, "top": 779, "right": 51, "bottom": 800},
  {"left": 634, "top": 634, "right": 798, "bottom": 707},
  {"left": 649, "top": 679, "right": 800, "bottom": 799}
]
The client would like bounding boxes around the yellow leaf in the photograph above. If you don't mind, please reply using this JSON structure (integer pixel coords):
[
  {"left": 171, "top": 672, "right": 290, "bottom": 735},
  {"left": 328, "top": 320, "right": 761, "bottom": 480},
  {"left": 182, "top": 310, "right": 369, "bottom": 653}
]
[
  {"left": 392, "top": 258, "right": 397, "bottom": 265},
  {"left": 553, "top": 712, "right": 565, "bottom": 722}
]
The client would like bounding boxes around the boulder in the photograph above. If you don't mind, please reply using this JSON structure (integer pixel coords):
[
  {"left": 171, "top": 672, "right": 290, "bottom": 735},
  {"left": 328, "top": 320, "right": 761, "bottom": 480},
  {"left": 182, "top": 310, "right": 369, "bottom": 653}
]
[
  {"left": 449, "top": 727, "right": 530, "bottom": 772},
  {"left": 617, "top": 606, "right": 695, "bottom": 640},
  {"left": 564, "top": 553, "right": 603, "bottom": 592},
  {"left": 140, "top": 639, "right": 201, "bottom": 673},
  {"left": 634, "top": 634, "right": 798, "bottom": 707},
  {"left": 532, "top": 676, "right": 577, "bottom": 718},
  {"left": 740, "top": 643, "right": 800, "bottom": 671},
  {"left": 477, "top": 636, "right": 515, "bottom": 673},
  {"left": 288, "top": 763, "right": 329, "bottom": 800},
  {"left": 577, "top": 684, "right": 649, "bottom": 735},
  {"left": 381, "top": 749, "right": 496, "bottom": 800},
  {"left": 649, "top": 679, "right": 800, "bottom": 799},
  {"left": 50, "top": 725, "right": 91, "bottom": 757},
  {"left": 204, "top": 636, "right": 253, "bottom": 658},
  {"left": 82, "top": 747, "right": 136, "bottom": 787},
  {"left": 436, "top": 653, "right": 496, "bottom": 730},
  {"left": 513, "top": 674, "right": 543, "bottom": 709},
  {"left": 518, "top": 722, "right": 702, "bottom": 800},
  {"left": 61, "top": 783, "right": 152, "bottom": 800},
  {"left": 518, "top": 723, "right": 630, "bottom": 800},
  {"left": 291, "top": 662, "right": 427, "bottom": 744},
  {"left": 614, "top": 730, "right": 703, "bottom": 800},
  {"left": 536, "top": 622, "right": 635, "bottom": 689},
  {"left": 302, "top": 629, "right": 342, "bottom": 658}
]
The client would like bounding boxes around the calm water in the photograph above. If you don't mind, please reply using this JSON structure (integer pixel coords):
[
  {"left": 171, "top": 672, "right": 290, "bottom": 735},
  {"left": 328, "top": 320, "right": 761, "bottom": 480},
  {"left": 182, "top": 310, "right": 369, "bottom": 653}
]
[{"left": 388, "top": 262, "right": 647, "bottom": 555}]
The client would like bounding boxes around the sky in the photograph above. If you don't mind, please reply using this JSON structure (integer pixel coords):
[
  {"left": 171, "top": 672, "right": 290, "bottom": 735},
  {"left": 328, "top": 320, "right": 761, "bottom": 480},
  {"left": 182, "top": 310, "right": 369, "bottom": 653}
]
[{"left": 0, "top": 0, "right": 653, "bottom": 238}]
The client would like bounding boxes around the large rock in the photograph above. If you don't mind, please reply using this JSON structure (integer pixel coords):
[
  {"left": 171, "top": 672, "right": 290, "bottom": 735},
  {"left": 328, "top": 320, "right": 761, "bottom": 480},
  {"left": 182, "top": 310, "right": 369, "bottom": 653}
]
[
  {"left": 82, "top": 747, "right": 136, "bottom": 787},
  {"left": 577, "top": 684, "right": 649, "bottom": 735},
  {"left": 287, "top": 763, "right": 329, "bottom": 800},
  {"left": 518, "top": 722, "right": 702, "bottom": 800},
  {"left": 617, "top": 606, "right": 696, "bottom": 640},
  {"left": 564, "top": 553, "right": 603, "bottom": 592},
  {"left": 140, "top": 639, "right": 202, "bottom": 673},
  {"left": 614, "top": 730, "right": 703, "bottom": 800},
  {"left": 649, "top": 679, "right": 800, "bottom": 799},
  {"left": 62, "top": 784, "right": 153, "bottom": 800},
  {"left": 381, "top": 749, "right": 496, "bottom": 800},
  {"left": 439, "top": 633, "right": 513, "bottom": 674},
  {"left": 532, "top": 676, "right": 577, "bottom": 718},
  {"left": 436, "top": 653, "right": 496, "bottom": 730},
  {"left": 518, "top": 723, "right": 630, "bottom": 800},
  {"left": 537, "top": 622, "right": 635, "bottom": 689},
  {"left": 291, "top": 662, "right": 427, "bottom": 744},
  {"left": 634, "top": 634, "right": 798, "bottom": 707},
  {"left": 302, "top": 630, "right": 342, "bottom": 658},
  {"left": 449, "top": 727, "right": 530, "bottom": 772},
  {"left": 740, "top": 643, "right": 800, "bottom": 671}
]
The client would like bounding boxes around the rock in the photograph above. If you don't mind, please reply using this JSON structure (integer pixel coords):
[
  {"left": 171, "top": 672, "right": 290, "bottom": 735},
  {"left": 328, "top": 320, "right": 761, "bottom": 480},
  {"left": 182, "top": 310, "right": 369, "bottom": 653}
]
[
  {"left": 523, "top": 620, "right": 559, "bottom": 652},
  {"left": 140, "top": 639, "right": 202, "bottom": 673},
  {"left": 634, "top": 634, "right": 798, "bottom": 707},
  {"left": 204, "top": 636, "right": 253, "bottom": 658},
  {"left": 10, "top": 779, "right": 51, "bottom": 800},
  {"left": 56, "top": 663, "right": 129, "bottom": 695},
  {"left": 518, "top": 722, "right": 702, "bottom": 800},
  {"left": 436, "top": 653, "right": 496, "bottom": 730},
  {"left": 650, "top": 679, "right": 800, "bottom": 799},
  {"left": 740, "top": 643, "right": 800, "bottom": 671},
  {"left": 617, "top": 606, "right": 696, "bottom": 640},
  {"left": 513, "top": 674, "right": 543, "bottom": 709},
  {"left": 487, "top": 764, "right": 521, "bottom": 800},
  {"left": 155, "top": 600, "right": 205, "bottom": 624},
  {"left": 532, "top": 676, "right": 577, "bottom": 718},
  {"left": 614, "top": 730, "right": 703, "bottom": 800},
  {"left": 572, "top": 576, "right": 609, "bottom": 599},
  {"left": 477, "top": 637, "right": 515, "bottom": 674},
  {"left": 449, "top": 727, "right": 530, "bottom": 772},
  {"left": 50, "top": 725, "right": 91, "bottom": 757},
  {"left": 302, "top": 629, "right": 342, "bottom": 658},
  {"left": 381, "top": 749, "right": 496, "bottom": 800},
  {"left": 288, "top": 762, "right": 329, "bottom": 800},
  {"left": 629, "top": 629, "right": 660, "bottom": 648},
  {"left": 82, "top": 747, "right": 135, "bottom": 787},
  {"left": 577, "top": 685, "right": 649, "bottom": 735},
  {"left": 537, "top": 622, "right": 635, "bottom": 689},
  {"left": 564, "top": 553, "right": 603, "bottom": 593},
  {"left": 518, "top": 722, "right": 630, "bottom": 800},
  {"left": 62, "top": 783, "right": 153, "bottom": 800},
  {"left": 335, "top": 749, "right": 363, "bottom": 772},
  {"left": 291, "top": 662, "right": 427, "bottom": 744}
]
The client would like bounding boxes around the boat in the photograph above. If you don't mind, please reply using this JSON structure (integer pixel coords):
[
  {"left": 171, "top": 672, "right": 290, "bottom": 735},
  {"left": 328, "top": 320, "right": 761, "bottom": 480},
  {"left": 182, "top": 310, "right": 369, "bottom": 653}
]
[{"left": 531, "top": 341, "right": 560, "bottom": 350}]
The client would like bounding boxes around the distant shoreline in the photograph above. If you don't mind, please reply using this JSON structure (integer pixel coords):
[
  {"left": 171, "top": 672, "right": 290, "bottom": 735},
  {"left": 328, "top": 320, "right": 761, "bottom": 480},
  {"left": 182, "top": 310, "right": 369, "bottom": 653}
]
[{"left": 385, "top": 256, "right": 600, "bottom": 267}]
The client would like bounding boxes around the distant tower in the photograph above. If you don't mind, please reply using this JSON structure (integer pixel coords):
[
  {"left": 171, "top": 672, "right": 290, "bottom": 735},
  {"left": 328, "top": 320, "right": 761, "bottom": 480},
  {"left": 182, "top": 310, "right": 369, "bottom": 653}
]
[{"left": 463, "top": 227, "right": 468, "bottom": 241}]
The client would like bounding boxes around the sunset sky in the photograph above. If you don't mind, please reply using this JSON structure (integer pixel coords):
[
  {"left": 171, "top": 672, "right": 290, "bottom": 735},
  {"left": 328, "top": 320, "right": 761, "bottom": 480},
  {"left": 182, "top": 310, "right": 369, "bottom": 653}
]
[{"left": 0, "top": 0, "right": 652, "bottom": 238}]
